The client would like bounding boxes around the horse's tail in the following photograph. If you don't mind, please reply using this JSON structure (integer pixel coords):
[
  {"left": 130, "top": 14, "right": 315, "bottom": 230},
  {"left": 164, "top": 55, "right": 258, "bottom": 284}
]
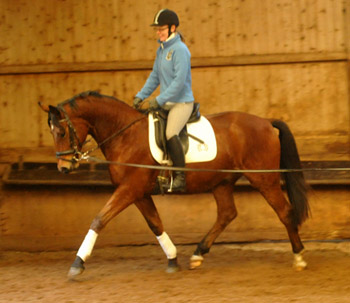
[{"left": 271, "top": 120, "right": 310, "bottom": 227}]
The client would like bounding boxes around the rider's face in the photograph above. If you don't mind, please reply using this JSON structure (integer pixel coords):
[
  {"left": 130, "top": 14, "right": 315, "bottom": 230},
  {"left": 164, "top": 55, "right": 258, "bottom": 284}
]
[{"left": 154, "top": 25, "right": 175, "bottom": 42}]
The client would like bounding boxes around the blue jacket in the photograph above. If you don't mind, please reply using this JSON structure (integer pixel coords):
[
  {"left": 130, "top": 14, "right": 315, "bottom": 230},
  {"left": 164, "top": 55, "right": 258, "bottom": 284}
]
[{"left": 136, "top": 34, "right": 194, "bottom": 106}]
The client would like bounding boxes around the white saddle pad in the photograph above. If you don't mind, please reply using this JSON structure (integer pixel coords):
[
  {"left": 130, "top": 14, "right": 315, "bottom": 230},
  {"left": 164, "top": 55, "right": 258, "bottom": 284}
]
[{"left": 148, "top": 113, "right": 217, "bottom": 165}]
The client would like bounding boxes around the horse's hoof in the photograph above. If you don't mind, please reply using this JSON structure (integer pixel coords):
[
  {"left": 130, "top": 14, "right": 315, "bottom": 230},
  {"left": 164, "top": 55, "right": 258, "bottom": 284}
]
[
  {"left": 293, "top": 260, "right": 307, "bottom": 271},
  {"left": 294, "top": 265, "right": 307, "bottom": 271},
  {"left": 67, "top": 266, "right": 85, "bottom": 280},
  {"left": 166, "top": 265, "right": 180, "bottom": 273},
  {"left": 190, "top": 255, "right": 204, "bottom": 270},
  {"left": 293, "top": 252, "right": 307, "bottom": 271},
  {"left": 166, "top": 258, "right": 180, "bottom": 273}
]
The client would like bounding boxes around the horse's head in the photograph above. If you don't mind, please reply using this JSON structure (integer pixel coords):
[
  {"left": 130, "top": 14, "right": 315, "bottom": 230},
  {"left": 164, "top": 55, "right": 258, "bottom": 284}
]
[{"left": 39, "top": 101, "right": 89, "bottom": 173}]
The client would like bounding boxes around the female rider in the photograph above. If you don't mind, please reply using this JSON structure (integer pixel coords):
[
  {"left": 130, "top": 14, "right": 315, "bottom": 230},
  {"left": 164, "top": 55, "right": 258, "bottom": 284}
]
[{"left": 133, "top": 9, "right": 194, "bottom": 192}]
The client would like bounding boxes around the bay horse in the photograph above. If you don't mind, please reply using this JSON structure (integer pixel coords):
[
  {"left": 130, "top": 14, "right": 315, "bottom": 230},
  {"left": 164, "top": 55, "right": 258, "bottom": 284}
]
[{"left": 39, "top": 91, "right": 309, "bottom": 279}]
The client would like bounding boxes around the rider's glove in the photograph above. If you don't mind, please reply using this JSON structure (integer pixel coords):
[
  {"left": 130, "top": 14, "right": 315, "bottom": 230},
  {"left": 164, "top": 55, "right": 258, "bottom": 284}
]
[
  {"left": 133, "top": 97, "right": 143, "bottom": 109},
  {"left": 149, "top": 98, "right": 160, "bottom": 110}
]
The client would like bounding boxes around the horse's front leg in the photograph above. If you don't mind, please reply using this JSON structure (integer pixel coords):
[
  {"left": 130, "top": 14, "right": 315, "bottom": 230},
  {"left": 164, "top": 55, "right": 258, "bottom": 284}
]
[
  {"left": 135, "top": 196, "right": 179, "bottom": 273},
  {"left": 67, "top": 185, "right": 135, "bottom": 279}
]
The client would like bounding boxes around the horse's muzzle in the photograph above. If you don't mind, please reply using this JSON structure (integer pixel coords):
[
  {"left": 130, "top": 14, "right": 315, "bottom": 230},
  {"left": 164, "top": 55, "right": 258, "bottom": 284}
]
[{"left": 57, "top": 158, "right": 79, "bottom": 173}]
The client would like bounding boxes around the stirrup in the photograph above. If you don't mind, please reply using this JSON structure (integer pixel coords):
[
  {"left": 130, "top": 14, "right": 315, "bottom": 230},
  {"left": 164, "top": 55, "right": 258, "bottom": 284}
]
[{"left": 166, "top": 174, "right": 186, "bottom": 193}]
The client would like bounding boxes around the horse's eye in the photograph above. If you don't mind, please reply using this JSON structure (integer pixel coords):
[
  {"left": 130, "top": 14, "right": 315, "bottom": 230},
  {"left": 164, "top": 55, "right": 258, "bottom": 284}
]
[
  {"left": 59, "top": 129, "right": 66, "bottom": 138},
  {"left": 50, "top": 121, "right": 65, "bottom": 138}
]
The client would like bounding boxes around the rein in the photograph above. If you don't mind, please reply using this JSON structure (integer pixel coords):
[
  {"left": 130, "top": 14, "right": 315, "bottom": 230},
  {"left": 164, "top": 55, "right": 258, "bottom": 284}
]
[
  {"left": 56, "top": 103, "right": 146, "bottom": 162},
  {"left": 81, "top": 116, "right": 146, "bottom": 159}
]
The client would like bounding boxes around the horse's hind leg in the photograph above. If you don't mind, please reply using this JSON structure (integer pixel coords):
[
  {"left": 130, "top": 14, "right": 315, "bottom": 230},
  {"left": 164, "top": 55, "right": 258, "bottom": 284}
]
[
  {"left": 190, "top": 182, "right": 237, "bottom": 269},
  {"left": 134, "top": 196, "right": 179, "bottom": 273},
  {"left": 254, "top": 180, "right": 307, "bottom": 271}
]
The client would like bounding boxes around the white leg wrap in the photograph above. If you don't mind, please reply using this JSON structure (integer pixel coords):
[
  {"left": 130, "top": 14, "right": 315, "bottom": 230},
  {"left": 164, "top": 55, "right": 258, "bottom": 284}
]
[
  {"left": 157, "top": 232, "right": 177, "bottom": 259},
  {"left": 77, "top": 229, "right": 98, "bottom": 262}
]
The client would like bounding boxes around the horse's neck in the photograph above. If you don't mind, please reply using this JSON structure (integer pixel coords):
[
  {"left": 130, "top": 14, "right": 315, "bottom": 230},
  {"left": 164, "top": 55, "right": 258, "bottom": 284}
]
[{"left": 78, "top": 97, "right": 142, "bottom": 146}]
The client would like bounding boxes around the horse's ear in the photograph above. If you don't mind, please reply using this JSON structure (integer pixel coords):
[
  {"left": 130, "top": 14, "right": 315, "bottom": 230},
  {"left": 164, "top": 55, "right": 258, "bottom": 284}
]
[
  {"left": 38, "top": 101, "right": 50, "bottom": 113},
  {"left": 48, "top": 105, "right": 60, "bottom": 114},
  {"left": 39, "top": 102, "right": 61, "bottom": 117}
]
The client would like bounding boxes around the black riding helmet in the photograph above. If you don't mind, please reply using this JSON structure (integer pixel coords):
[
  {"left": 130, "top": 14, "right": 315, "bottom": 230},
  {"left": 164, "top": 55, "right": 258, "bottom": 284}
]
[{"left": 151, "top": 9, "right": 179, "bottom": 37}]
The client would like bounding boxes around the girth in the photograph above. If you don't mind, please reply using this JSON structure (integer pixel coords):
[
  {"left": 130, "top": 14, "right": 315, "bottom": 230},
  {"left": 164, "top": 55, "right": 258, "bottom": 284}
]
[{"left": 153, "top": 102, "right": 201, "bottom": 155}]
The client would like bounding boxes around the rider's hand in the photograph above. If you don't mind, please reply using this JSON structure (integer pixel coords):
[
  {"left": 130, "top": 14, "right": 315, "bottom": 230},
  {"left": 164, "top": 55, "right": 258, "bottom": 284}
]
[
  {"left": 133, "top": 97, "right": 143, "bottom": 109},
  {"left": 149, "top": 98, "right": 159, "bottom": 110}
]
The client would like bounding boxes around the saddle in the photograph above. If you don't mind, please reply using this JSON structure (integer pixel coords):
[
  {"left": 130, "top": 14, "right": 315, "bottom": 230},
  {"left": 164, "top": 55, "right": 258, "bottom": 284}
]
[{"left": 153, "top": 103, "right": 201, "bottom": 156}]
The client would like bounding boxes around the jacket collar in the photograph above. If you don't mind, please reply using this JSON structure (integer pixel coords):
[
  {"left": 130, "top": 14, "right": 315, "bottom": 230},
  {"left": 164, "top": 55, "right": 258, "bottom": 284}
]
[{"left": 160, "top": 33, "right": 179, "bottom": 49}]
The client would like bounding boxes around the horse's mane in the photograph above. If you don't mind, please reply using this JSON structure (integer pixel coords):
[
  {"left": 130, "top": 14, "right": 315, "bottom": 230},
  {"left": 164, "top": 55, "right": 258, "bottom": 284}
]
[{"left": 58, "top": 91, "right": 123, "bottom": 109}]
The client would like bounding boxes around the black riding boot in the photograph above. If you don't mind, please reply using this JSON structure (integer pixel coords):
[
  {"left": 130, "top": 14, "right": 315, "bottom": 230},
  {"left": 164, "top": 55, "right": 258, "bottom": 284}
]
[{"left": 166, "top": 135, "right": 186, "bottom": 192}]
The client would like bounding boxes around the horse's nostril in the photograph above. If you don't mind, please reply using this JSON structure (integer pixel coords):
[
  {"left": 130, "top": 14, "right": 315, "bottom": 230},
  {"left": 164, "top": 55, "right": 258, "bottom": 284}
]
[{"left": 60, "top": 167, "right": 70, "bottom": 174}]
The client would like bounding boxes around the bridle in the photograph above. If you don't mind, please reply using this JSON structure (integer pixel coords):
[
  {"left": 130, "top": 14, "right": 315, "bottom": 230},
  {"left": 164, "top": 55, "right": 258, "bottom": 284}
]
[
  {"left": 55, "top": 104, "right": 84, "bottom": 162},
  {"left": 54, "top": 103, "right": 146, "bottom": 163}
]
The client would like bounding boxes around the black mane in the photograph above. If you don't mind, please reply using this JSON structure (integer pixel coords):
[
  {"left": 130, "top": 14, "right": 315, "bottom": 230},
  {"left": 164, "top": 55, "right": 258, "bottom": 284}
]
[{"left": 58, "top": 91, "right": 121, "bottom": 109}]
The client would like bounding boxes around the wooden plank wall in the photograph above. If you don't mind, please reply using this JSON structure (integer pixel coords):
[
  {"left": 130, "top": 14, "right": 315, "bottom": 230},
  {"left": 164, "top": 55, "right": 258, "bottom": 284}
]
[
  {"left": 0, "top": 0, "right": 349, "bottom": 162},
  {"left": 2, "top": 187, "right": 349, "bottom": 251}
]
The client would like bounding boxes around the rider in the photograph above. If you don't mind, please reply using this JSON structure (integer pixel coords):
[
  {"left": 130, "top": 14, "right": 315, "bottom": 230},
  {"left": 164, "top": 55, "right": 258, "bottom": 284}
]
[{"left": 133, "top": 9, "right": 195, "bottom": 192}]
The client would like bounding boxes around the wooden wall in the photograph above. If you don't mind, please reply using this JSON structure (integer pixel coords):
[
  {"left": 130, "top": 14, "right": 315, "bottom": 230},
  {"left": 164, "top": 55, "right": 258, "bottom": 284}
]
[
  {"left": 2, "top": 186, "right": 349, "bottom": 251},
  {"left": 0, "top": 0, "right": 347, "bottom": 64},
  {"left": 0, "top": 0, "right": 349, "bottom": 162}
]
